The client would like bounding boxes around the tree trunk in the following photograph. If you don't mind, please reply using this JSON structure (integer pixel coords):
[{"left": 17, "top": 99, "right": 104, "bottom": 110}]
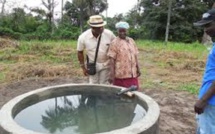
[
  {"left": 79, "top": 0, "right": 84, "bottom": 33},
  {"left": 61, "top": 0, "right": 63, "bottom": 21},
  {"left": 51, "top": 0, "right": 55, "bottom": 34},
  {"left": 165, "top": 0, "right": 172, "bottom": 45},
  {"left": 42, "top": 0, "right": 57, "bottom": 33},
  {"left": 79, "top": 8, "right": 84, "bottom": 33},
  {"left": 1, "top": 0, "right": 6, "bottom": 15},
  {"left": 88, "top": 0, "right": 94, "bottom": 16},
  {"left": 88, "top": 0, "right": 92, "bottom": 15}
]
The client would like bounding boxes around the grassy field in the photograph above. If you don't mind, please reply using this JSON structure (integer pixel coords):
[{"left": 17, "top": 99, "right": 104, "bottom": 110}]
[{"left": 0, "top": 39, "right": 209, "bottom": 94}]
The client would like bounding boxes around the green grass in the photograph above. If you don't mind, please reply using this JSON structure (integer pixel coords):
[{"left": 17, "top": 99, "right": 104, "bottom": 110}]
[
  {"left": 136, "top": 40, "right": 205, "bottom": 51},
  {"left": 0, "top": 39, "right": 208, "bottom": 94},
  {"left": 0, "top": 40, "right": 77, "bottom": 64},
  {"left": 136, "top": 40, "right": 208, "bottom": 59},
  {"left": 177, "top": 83, "right": 200, "bottom": 94},
  {"left": 16, "top": 40, "right": 208, "bottom": 59},
  {"left": 20, "top": 39, "right": 208, "bottom": 53},
  {"left": 0, "top": 72, "right": 5, "bottom": 83}
]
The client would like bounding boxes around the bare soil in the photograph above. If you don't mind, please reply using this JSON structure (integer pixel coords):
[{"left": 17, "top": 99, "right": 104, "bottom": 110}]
[
  {"left": 0, "top": 78, "right": 197, "bottom": 134},
  {"left": 0, "top": 46, "right": 202, "bottom": 134}
]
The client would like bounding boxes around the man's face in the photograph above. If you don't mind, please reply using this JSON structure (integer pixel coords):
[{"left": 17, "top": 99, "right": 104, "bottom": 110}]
[
  {"left": 204, "top": 21, "right": 215, "bottom": 37},
  {"left": 91, "top": 26, "right": 104, "bottom": 35},
  {"left": 117, "top": 28, "right": 127, "bottom": 39}
]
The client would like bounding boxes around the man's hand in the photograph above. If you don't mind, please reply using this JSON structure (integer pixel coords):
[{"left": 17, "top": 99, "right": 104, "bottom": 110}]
[
  {"left": 194, "top": 81, "right": 215, "bottom": 114},
  {"left": 80, "top": 65, "right": 88, "bottom": 76},
  {"left": 194, "top": 99, "right": 207, "bottom": 114},
  {"left": 77, "top": 51, "right": 88, "bottom": 76},
  {"left": 82, "top": 67, "right": 88, "bottom": 76}
]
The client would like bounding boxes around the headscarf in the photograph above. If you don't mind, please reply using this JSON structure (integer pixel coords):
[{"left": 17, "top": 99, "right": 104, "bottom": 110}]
[{"left": 115, "top": 21, "right": 130, "bottom": 29}]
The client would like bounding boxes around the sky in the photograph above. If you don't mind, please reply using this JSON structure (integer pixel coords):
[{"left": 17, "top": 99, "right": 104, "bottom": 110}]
[
  {"left": 4, "top": 0, "right": 138, "bottom": 18},
  {"left": 105, "top": 0, "right": 138, "bottom": 17}
]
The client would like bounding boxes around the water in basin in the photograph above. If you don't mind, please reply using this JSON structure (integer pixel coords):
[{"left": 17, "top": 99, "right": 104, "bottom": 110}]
[{"left": 14, "top": 93, "right": 146, "bottom": 134}]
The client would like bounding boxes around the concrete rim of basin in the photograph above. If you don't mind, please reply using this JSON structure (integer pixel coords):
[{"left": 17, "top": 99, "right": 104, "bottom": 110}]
[{"left": 0, "top": 84, "right": 160, "bottom": 134}]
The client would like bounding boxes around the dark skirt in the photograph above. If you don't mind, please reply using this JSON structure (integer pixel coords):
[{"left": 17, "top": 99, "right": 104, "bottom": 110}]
[{"left": 113, "top": 77, "right": 139, "bottom": 90}]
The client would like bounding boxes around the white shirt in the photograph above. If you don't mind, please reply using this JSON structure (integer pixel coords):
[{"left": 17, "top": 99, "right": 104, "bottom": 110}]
[{"left": 77, "top": 29, "right": 115, "bottom": 63}]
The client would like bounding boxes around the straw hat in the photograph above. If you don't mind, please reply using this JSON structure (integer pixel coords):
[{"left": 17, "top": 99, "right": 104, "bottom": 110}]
[{"left": 87, "top": 15, "right": 107, "bottom": 27}]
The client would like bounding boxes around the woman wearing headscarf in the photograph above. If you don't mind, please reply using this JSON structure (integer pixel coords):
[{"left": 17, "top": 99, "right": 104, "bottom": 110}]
[{"left": 107, "top": 21, "right": 141, "bottom": 89}]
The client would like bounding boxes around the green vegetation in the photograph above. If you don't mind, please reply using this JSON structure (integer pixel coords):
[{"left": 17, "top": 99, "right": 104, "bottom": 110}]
[
  {"left": 0, "top": 39, "right": 208, "bottom": 94},
  {"left": 0, "top": 0, "right": 213, "bottom": 43},
  {"left": 136, "top": 40, "right": 206, "bottom": 52},
  {"left": 0, "top": 72, "right": 5, "bottom": 82},
  {"left": 178, "top": 83, "right": 199, "bottom": 94}
]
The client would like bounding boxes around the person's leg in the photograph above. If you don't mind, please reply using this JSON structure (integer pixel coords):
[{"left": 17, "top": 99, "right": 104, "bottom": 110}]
[
  {"left": 89, "top": 73, "right": 99, "bottom": 84},
  {"left": 198, "top": 104, "right": 215, "bottom": 134},
  {"left": 89, "top": 63, "right": 103, "bottom": 84},
  {"left": 98, "top": 68, "right": 110, "bottom": 84},
  {"left": 196, "top": 114, "right": 201, "bottom": 134}
]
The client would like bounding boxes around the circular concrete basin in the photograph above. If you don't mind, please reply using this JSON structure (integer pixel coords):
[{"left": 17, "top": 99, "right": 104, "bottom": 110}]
[{"left": 0, "top": 84, "right": 160, "bottom": 134}]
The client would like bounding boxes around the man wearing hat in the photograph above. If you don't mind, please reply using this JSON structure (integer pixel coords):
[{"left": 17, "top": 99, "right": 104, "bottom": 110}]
[
  {"left": 77, "top": 15, "right": 115, "bottom": 84},
  {"left": 107, "top": 21, "right": 140, "bottom": 89},
  {"left": 194, "top": 9, "right": 215, "bottom": 134}
]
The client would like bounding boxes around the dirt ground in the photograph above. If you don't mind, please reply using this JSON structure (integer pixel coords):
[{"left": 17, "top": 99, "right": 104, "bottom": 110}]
[
  {"left": 0, "top": 43, "right": 202, "bottom": 134},
  {"left": 0, "top": 77, "right": 197, "bottom": 134}
]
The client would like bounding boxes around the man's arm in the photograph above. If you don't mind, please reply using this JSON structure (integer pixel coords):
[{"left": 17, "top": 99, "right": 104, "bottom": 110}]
[
  {"left": 77, "top": 51, "right": 88, "bottom": 76},
  {"left": 194, "top": 81, "right": 215, "bottom": 114}
]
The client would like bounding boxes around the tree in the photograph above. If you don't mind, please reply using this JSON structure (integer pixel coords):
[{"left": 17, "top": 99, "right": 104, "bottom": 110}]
[
  {"left": 30, "top": 8, "right": 47, "bottom": 20},
  {"left": 202, "top": 0, "right": 215, "bottom": 8},
  {"left": 87, "top": 0, "right": 108, "bottom": 15},
  {"left": 64, "top": 0, "right": 108, "bottom": 33},
  {"left": 11, "top": 8, "right": 28, "bottom": 33},
  {"left": 0, "top": 0, "right": 6, "bottom": 15},
  {"left": 135, "top": 0, "right": 208, "bottom": 42},
  {"left": 10, "top": 8, "right": 42, "bottom": 34},
  {"left": 124, "top": 5, "right": 147, "bottom": 39},
  {"left": 41, "top": 97, "right": 77, "bottom": 133},
  {"left": 105, "top": 13, "right": 128, "bottom": 35},
  {"left": 61, "top": 0, "right": 64, "bottom": 21},
  {"left": 41, "top": 0, "right": 58, "bottom": 32}
]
